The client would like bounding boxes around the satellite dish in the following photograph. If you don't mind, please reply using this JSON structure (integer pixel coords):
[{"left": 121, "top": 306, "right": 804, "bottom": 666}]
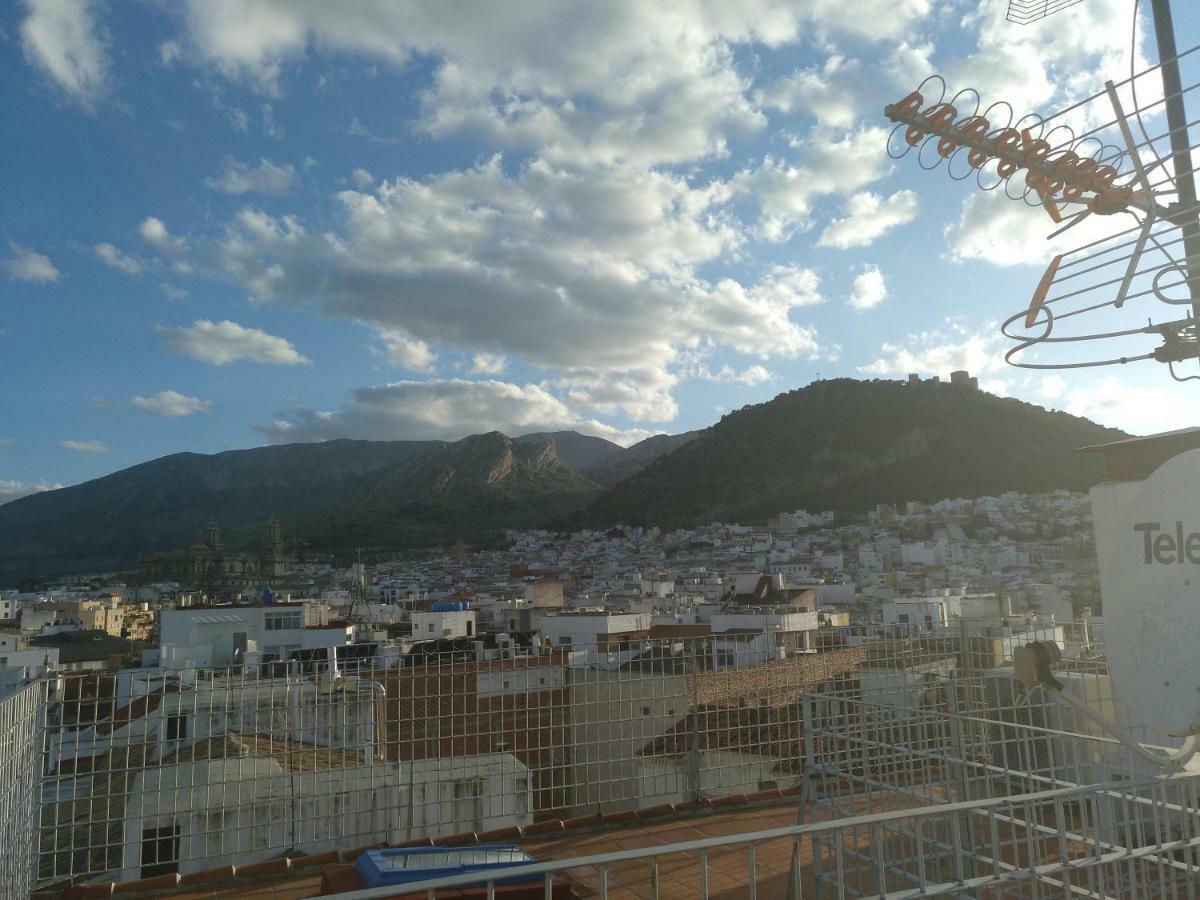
[{"left": 1109, "top": 448, "right": 1200, "bottom": 742}]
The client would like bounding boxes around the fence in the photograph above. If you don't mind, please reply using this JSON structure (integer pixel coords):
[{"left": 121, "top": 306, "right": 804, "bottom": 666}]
[
  {"left": 34, "top": 641, "right": 864, "bottom": 887},
  {"left": 0, "top": 681, "right": 49, "bottom": 898},
  {"left": 17, "top": 615, "right": 1200, "bottom": 897}
]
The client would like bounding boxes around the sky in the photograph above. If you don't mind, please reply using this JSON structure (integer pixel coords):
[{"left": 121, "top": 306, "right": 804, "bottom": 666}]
[{"left": 3, "top": 0, "right": 1200, "bottom": 502}]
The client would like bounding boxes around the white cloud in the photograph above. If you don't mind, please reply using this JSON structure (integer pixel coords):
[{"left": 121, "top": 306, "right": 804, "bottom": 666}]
[
  {"left": 131, "top": 390, "right": 213, "bottom": 417},
  {"left": 350, "top": 168, "right": 374, "bottom": 190},
  {"left": 470, "top": 352, "right": 506, "bottom": 375},
  {"left": 3, "top": 242, "right": 60, "bottom": 283},
  {"left": 19, "top": 0, "right": 109, "bottom": 107},
  {"left": 60, "top": 439, "right": 106, "bottom": 453},
  {"left": 1060, "top": 375, "right": 1189, "bottom": 436},
  {"left": 158, "top": 319, "right": 310, "bottom": 365},
  {"left": 0, "top": 479, "right": 63, "bottom": 504},
  {"left": 206, "top": 157, "right": 297, "bottom": 195},
  {"left": 140, "top": 217, "right": 186, "bottom": 253},
  {"left": 690, "top": 363, "right": 775, "bottom": 385},
  {"left": 731, "top": 127, "right": 893, "bottom": 239},
  {"left": 160, "top": 283, "right": 189, "bottom": 300},
  {"left": 818, "top": 190, "right": 918, "bottom": 249},
  {"left": 216, "top": 159, "right": 825, "bottom": 374},
  {"left": 1040, "top": 374, "right": 1067, "bottom": 400},
  {"left": 848, "top": 265, "right": 887, "bottom": 312},
  {"left": 859, "top": 320, "right": 1006, "bottom": 378},
  {"left": 550, "top": 366, "right": 680, "bottom": 422},
  {"left": 94, "top": 242, "right": 143, "bottom": 275},
  {"left": 260, "top": 379, "right": 580, "bottom": 443},
  {"left": 373, "top": 328, "right": 437, "bottom": 372},
  {"left": 943, "top": 186, "right": 1118, "bottom": 267},
  {"left": 170, "top": 1, "right": 932, "bottom": 166}
]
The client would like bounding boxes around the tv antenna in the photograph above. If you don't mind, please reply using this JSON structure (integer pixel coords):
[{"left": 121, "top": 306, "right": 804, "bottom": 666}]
[{"left": 884, "top": 0, "right": 1200, "bottom": 382}]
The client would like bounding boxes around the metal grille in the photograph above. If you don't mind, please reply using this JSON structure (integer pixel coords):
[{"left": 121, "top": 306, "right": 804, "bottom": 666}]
[
  {"left": 26, "top": 616, "right": 1200, "bottom": 897},
  {"left": 1006, "top": 0, "right": 1087, "bottom": 25},
  {"left": 36, "top": 641, "right": 862, "bottom": 886},
  {"left": 0, "top": 681, "right": 49, "bottom": 897}
]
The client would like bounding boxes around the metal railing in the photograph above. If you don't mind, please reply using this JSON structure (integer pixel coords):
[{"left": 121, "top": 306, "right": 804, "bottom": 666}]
[
  {"left": 320, "top": 771, "right": 1200, "bottom": 898},
  {"left": 0, "top": 681, "right": 49, "bottom": 898},
  {"left": 12, "top": 615, "right": 1198, "bottom": 897}
]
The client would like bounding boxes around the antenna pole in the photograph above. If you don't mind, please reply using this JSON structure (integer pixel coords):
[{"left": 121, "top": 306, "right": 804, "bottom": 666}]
[{"left": 1150, "top": 0, "right": 1200, "bottom": 320}]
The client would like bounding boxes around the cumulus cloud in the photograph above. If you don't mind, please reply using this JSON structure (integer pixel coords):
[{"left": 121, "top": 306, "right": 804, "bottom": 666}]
[
  {"left": 1060, "top": 375, "right": 1190, "bottom": 435},
  {"left": 206, "top": 156, "right": 297, "bottom": 195},
  {"left": 818, "top": 190, "right": 918, "bottom": 249},
  {"left": 94, "top": 243, "right": 143, "bottom": 275},
  {"left": 549, "top": 366, "right": 680, "bottom": 422},
  {"left": 0, "top": 479, "right": 63, "bottom": 504},
  {"left": 689, "top": 363, "right": 775, "bottom": 385},
  {"left": 943, "top": 186, "right": 1118, "bottom": 267},
  {"left": 216, "top": 159, "right": 825, "bottom": 377},
  {"left": 350, "top": 168, "right": 374, "bottom": 189},
  {"left": 470, "top": 353, "right": 506, "bottom": 375},
  {"left": 373, "top": 328, "right": 437, "bottom": 372},
  {"left": 60, "top": 439, "right": 106, "bottom": 453},
  {"left": 859, "top": 320, "right": 1006, "bottom": 377},
  {"left": 140, "top": 217, "right": 187, "bottom": 253},
  {"left": 259, "top": 379, "right": 579, "bottom": 443},
  {"left": 3, "top": 242, "right": 60, "bottom": 283},
  {"left": 132, "top": 390, "right": 213, "bottom": 417},
  {"left": 169, "top": 1, "right": 931, "bottom": 166},
  {"left": 20, "top": 0, "right": 109, "bottom": 106},
  {"left": 848, "top": 265, "right": 888, "bottom": 311},
  {"left": 1040, "top": 374, "right": 1067, "bottom": 399},
  {"left": 158, "top": 319, "right": 310, "bottom": 365},
  {"left": 731, "top": 127, "right": 893, "bottom": 239}
]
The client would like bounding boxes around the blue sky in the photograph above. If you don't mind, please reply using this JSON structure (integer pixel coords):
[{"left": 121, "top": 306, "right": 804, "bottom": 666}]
[{"left": 2, "top": 0, "right": 1199, "bottom": 501}]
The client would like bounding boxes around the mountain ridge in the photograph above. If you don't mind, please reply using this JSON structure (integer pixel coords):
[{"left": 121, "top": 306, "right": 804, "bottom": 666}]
[
  {"left": 577, "top": 378, "right": 1126, "bottom": 528},
  {"left": 0, "top": 379, "right": 1129, "bottom": 583}
]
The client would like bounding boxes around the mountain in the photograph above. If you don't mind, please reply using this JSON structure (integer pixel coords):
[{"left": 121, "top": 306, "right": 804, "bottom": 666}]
[
  {"left": 0, "top": 380, "right": 1131, "bottom": 582},
  {"left": 578, "top": 378, "right": 1127, "bottom": 529},
  {"left": 582, "top": 430, "right": 704, "bottom": 486},
  {"left": 0, "top": 439, "right": 441, "bottom": 580},
  {"left": 514, "top": 431, "right": 623, "bottom": 471},
  {"left": 291, "top": 432, "right": 604, "bottom": 551}
]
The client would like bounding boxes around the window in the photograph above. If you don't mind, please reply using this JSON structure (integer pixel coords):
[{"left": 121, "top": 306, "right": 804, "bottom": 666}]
[
  {"left": 898, "top": 613, "right": 910, "bottom": 624},
  {"left": 466, "top": 620, "right": 473, "bottom": 636},
  {"left": 140, "top": 824, "right": 180, "bottom": 878},
  {"left": 265, "top": 610, "right": 303, "bottom": 631},
  {"left": 428, "top": 623, "right": 435, "bottom": 633},
  {"left": 165, "top": 714, "right": 188, "bottom": 741}
]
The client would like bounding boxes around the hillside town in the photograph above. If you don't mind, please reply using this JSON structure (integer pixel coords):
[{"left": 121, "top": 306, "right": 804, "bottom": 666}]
[{"left": 0, "top": 487, "right": 1097, "bottom": 693}]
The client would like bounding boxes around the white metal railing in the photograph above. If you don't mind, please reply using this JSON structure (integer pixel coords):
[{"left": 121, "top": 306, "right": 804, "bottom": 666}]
[
  {"left": 319, "top": 772, "right": 1200, "bottom": 899},
  {"left": 0, "top": 681, "right": 48, "bottom": 897},
  {"left": 18, "top": 617, "right": 1200, "bottom": 896}
]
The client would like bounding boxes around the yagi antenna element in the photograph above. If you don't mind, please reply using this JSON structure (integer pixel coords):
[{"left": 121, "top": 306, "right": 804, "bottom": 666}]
[{"left": 884, "top": 0, "right": 1200, "bottom": 382}]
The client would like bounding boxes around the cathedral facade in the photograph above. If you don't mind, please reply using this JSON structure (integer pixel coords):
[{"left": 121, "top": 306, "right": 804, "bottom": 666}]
[{"left": 139, "top": 516, "right": 290, "bottom": 590}]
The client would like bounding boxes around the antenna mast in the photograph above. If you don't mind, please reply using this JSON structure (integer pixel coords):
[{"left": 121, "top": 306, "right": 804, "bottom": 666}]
[{"left": 885, "top": 0, "right": 1200, "bottom": 379}]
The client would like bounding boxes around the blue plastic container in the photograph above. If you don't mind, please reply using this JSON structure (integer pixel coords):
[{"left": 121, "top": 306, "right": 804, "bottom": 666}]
[{"left": 355, "top": 845, "right": 539, "bottom": 889}]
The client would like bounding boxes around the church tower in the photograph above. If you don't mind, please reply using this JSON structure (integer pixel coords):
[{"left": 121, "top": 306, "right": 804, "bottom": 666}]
[{"left": 261, "top": 514, "right": 289, "bottom": 579}]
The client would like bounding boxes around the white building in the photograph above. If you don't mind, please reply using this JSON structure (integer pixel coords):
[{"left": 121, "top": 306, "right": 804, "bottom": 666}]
[
  {"left": 0, "top": 646, "right": 59, "bottom": 696},
  {"left": 158, "top": 603, "right": 353, "bottom": 669},
  {"left": 411, "top": 606, "right": 476, "bottom": 640},
  {"left": 115, "top": 749, "right": 532, "bottom": 881},
  {"left": 537, "top": 612, "right": 651, "bottom": 667}
]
